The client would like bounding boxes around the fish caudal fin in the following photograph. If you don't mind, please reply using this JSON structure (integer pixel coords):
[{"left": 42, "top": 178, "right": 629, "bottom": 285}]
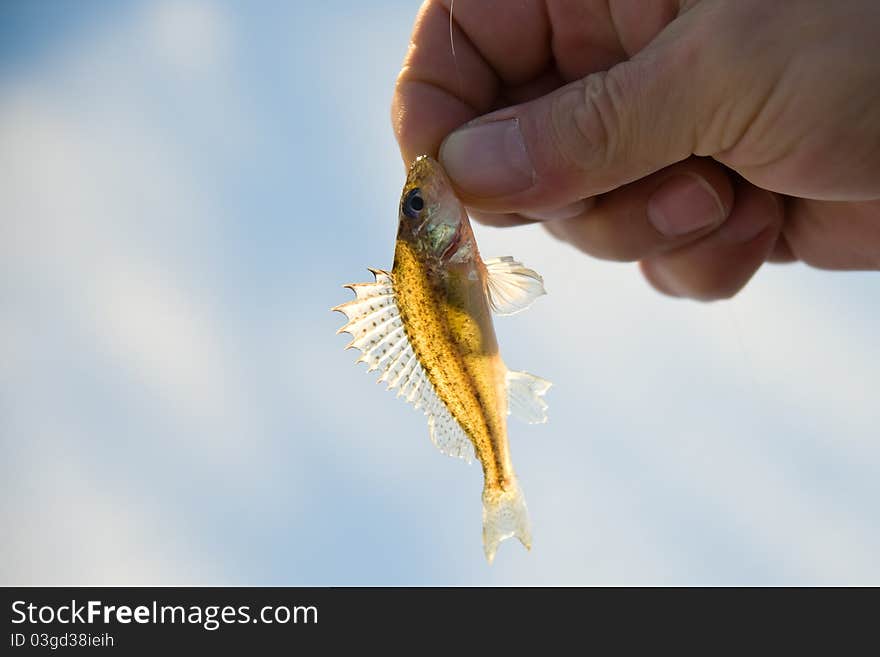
[
  {"left": 506, "top": 369, "right": 552, "bottom": 424},
  {"left": 482, "top": 477, "right": 531, "bottom": 564}
]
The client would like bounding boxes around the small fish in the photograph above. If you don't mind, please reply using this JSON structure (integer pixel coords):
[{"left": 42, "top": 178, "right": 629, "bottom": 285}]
[{"left": 334, "top": 155, "right": 551, "bottom": 563}]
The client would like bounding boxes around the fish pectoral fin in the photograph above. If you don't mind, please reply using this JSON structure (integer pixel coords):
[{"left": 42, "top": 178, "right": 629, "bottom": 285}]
[
  {"left": 483, "top": 256, "right": 546, "bottom": 315},
  {"left": 334, "top": 268, "right": 474, "bottom": 464},
  {"left": 506, "top": 369, "right": 552, "bottom": 425}
]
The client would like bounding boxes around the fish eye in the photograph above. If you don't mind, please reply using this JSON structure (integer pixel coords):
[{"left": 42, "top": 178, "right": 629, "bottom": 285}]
[{"left": 403, "top": 188, "right": 424, "bottom": 219}]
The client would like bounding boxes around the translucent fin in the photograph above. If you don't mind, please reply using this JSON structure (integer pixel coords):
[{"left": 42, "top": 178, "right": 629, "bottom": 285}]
[
  {"left": 482, "top": 477, "right": 531, "bottom": 564},
  {"left": 506, "top": 370, "right": 552, "bottom": 424},
  {"left": 334, "top": 269, "right": 474, "bottom": 463},
  {"left": 424, "top": 386, "right": 474, "bottom": 462},
  {"left": 484, "top": 256, "right": 546, "bottom": 315}
]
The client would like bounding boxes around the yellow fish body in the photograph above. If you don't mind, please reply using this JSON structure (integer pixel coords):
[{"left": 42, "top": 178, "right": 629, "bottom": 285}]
[{"left": 334, "top": 156, "right": 550, "bottom": 562}]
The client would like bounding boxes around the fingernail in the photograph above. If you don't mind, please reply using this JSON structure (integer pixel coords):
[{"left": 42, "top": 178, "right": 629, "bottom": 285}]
[
  {"left": 647, "top": 173, "right": 726, "bottom": 238},
  {"left": 522, "top": 199, "right": 593, "bottom": 221},
  {"left": 440, "top": 118, "right": 535, "bottom": 197}
]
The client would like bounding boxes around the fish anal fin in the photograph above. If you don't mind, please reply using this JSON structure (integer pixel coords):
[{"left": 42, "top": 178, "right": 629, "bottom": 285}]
[{"left": 506, "top": 369, "right": 551, "bottom": 424}]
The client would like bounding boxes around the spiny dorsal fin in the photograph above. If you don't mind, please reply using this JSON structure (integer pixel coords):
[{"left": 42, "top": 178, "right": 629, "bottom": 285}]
[
  {"left": 484, "top": 256, "right": 546, "bottom": 315},
  {"left": 334, "top": 269, "right": 475, "bottom": 463},
  {"left": 506, "top": 369, "right": 552, "bottom": 424}
]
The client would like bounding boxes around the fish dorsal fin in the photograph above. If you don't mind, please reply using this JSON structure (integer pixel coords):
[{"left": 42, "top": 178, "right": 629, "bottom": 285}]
[
  {"left": 506, "top": 369, "right": 552, "bottom": 424},
  {"left": 334, "top": 269, "right": 475, "bottom": 463},
  {"left": 484, "top": 256, "right": 546, "bottom": 315}
]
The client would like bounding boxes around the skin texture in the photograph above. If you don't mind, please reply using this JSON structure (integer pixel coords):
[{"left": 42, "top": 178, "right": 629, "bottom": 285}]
[
  {"left": 391, "top": 0, "right": 880, "bottom": 300},
  {"left": 393, "top": 156, "right": 518, "bottom": 500}
]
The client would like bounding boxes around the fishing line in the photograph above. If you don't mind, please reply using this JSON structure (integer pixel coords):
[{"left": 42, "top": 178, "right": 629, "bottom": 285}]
[
  {"left": 449, "top": 0, "right": 464, "bottom": 101},
  {"left": 726, "top": 302, "right": 759, "bottom": 397}
]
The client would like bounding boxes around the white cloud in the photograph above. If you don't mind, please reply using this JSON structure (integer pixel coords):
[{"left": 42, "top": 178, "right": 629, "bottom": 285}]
[
  {"left": 1, "top": 0, "right": 280, "bottom": 584},
  {"left": 149, "top": 0, "right": 233, "bottom": 77},
  {"left": 1, "top": 421, "right": 220, "bottom": 585},
  {"left": 4, "top": 0, "right": 878, "bottom": 585},
  {"left": 0, "top": 0, "right": 264, "bottom": 451}
]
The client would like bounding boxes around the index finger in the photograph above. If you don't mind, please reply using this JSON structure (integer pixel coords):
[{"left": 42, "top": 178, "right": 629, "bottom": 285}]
[{"left": 391, "top": 0, "right": 551, "bottom": 165}]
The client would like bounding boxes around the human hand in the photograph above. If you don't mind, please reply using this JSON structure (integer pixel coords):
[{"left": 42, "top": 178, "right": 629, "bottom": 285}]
[{"left": 392, "top": 0, "right": 880, "bottom": 300}]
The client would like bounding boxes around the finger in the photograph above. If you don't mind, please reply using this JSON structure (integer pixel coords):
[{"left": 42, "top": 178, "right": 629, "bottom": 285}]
[
  {"left": 640, "top": 183, "right": 783, "bottom": 301},
  {"left": 437, "top": 3, "right": 776, "bottom": 211},
  {"left": 469, "top": 196, "right": 597, "bottom": 228},
  {"left": 501, "top": 67, "right": 566, "bottom": 106},
  {"left": 766, "top": 232, "right": 797, "bottom": 264},
  {"left": 547, "top": 0, "right": 678, "bottom": 79},
  {"left": 781, "top": 198, "right": 880, "bottom": 269},
  {"left": 436, "top": 0, "right": 551, "bottom": 86},
  {"left": 541, "top": 157, "right": 733, "bottom": 261},
  {"left": 545, "top": 0, "right": 626, "bottom": 80},
  {"left": 392, "top": 0, "right": 550, "bottom": 165},
  {"left": 468, "top": 210, "right": 539, "bottom": 228},
  {"left": 392, "top": 1, "right": 495, "bottom": 165}
]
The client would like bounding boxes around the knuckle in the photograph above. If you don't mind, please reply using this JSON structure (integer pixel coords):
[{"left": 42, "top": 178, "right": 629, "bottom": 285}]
[{"left": 551, "top": 67, "right": 632, "bottom": 173}]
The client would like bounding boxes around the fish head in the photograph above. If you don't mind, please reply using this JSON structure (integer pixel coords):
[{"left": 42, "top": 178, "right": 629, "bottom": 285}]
[{"left": 397, "top": 155, "right": 476, "bottom": 263}]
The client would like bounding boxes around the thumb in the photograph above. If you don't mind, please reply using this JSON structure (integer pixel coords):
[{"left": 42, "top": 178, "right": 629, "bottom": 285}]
[{"left": 438, "top": 20, "right": 723, "bottom": 213}]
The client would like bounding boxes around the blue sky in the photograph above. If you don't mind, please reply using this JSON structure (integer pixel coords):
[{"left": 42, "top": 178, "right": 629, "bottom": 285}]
[{"left": 2, "top": 0, "right": 878, "bottom": 585}]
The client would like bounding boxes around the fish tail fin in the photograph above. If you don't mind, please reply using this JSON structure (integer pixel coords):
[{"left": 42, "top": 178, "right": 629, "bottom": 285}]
[{"left": 482, "top": 476, "right": 531, "bottom": 564}]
